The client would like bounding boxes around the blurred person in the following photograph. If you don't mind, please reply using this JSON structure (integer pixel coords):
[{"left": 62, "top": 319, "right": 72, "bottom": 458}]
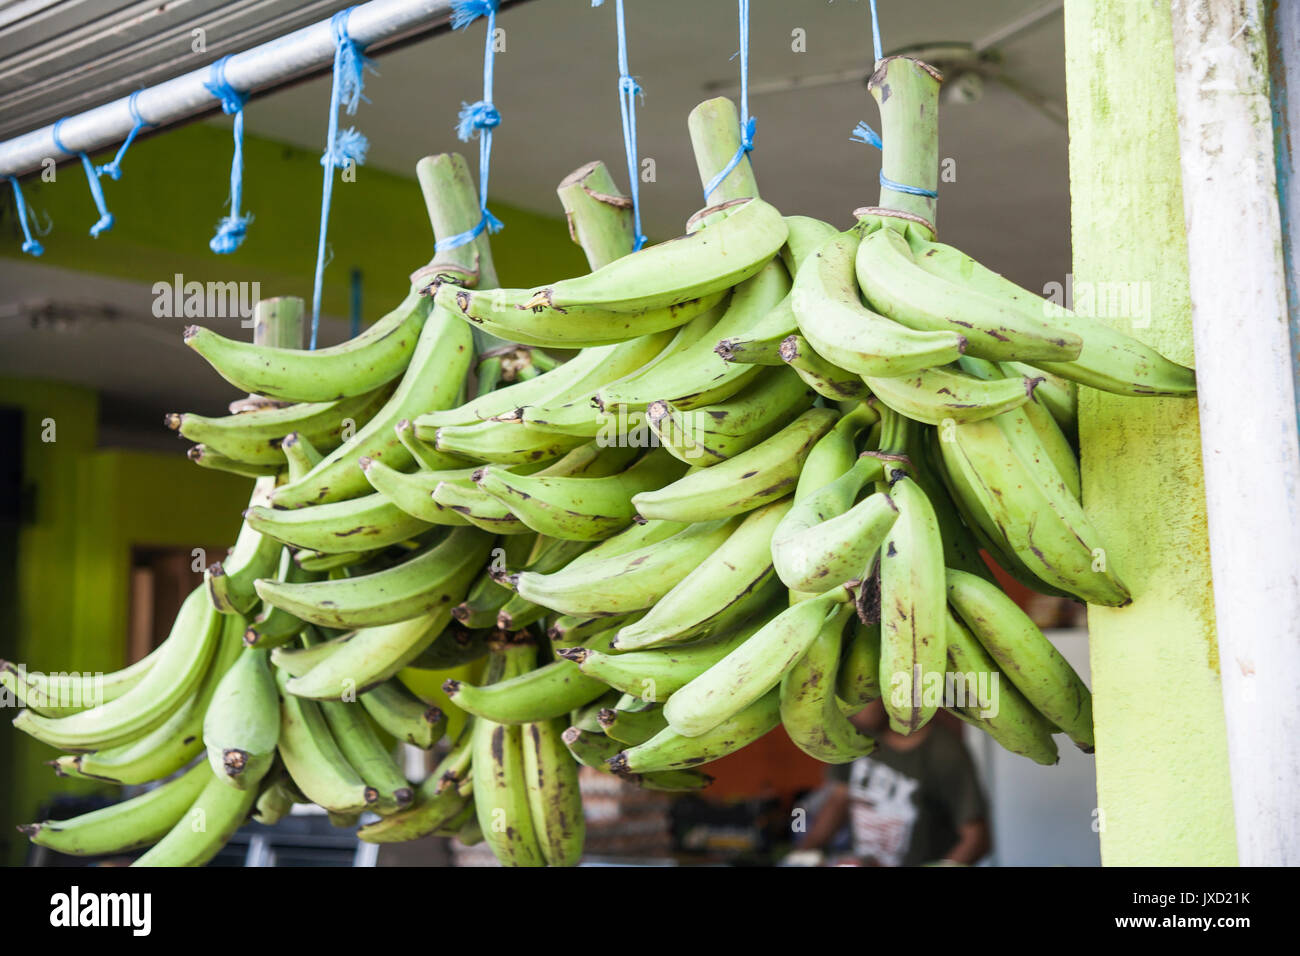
[{"left": 795, "top": 699, "right": 991, "bottom": 866}]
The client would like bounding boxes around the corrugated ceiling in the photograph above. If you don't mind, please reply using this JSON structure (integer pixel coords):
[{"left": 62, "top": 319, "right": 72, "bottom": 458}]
[{"left": 0, "top": 0, "right": 386, "bottom": 139}]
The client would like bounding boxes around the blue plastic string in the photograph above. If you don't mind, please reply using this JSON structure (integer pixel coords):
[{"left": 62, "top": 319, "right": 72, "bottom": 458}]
[
  {"left": 204, "top": 56, "right": 252, "bottom": 254},
  {"left": 703, "top": 0, "right": 755, "bottom": 200},
  {"left": 849, "top": 4, "right": 938, "bottom": 202},
  {"left": 850, "top": 120, "right": 938, "bottom": 198},
  {"left": 593, "top": 0, "right": 647, "bottom": 251},
  {"left": 6, "top": 176, "right": 44, "bottom": 256},
  {"left": 436, "top": 0, "right": 503, "bottom": 253},
  {"left": 51, "top": 120, "right": 114, "bottom": 237},
  {"left": 869, "top": 0, "right": 883, "bottom": 63},
  {"left": 97, "top": 91, "right": 153, "bottom": 181},
  {"left": 310, "top": 7, "right": 374, "bottom": 349}
]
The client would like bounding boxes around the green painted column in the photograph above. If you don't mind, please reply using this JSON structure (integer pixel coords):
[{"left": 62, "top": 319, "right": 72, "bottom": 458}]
[{"left": 1063, "top": 0, "right": 1236, "bottom": 864}]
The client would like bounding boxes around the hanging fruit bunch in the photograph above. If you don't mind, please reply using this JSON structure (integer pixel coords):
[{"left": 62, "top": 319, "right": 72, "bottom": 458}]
[{"left": 4, "top": 55, "right": 1193, "bottom": 867}]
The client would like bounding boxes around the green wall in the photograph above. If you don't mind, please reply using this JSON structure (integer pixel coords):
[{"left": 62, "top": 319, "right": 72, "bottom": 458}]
[
  {"left": 1064, "top": 0, "right": 1236, "bottom": 864},
  {"left": 0, "top": 382, "right": 253, "bottom": 865},
  {"left": 1, "top": 120, "right": 587, "bottom": 865}
]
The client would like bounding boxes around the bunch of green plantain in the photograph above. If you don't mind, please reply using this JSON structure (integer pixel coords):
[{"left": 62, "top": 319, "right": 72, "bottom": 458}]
[{"left": 8, "top": 56, "right": 1194, "bottom": 868}]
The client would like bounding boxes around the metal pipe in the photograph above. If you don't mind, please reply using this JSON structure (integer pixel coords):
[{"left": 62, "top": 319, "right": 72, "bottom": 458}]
[
  {"left": 0, "top": 0, "right": 525, "bottom": 178},
  {"left": 1170, "top": 0, "right": 1300, "bottom": 865}
]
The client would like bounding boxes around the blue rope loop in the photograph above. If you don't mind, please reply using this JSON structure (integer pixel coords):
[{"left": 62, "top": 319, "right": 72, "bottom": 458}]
[
  {"left": 51, "top": 119, "right": 115, "bottom": 237},
  {"left": 437, "top": 0, "right": 503, "bottom": 253},
  {"left": 594, "top": 0, "right": 648, "bottom": 250},
  {"left": 204, "top": 56, "right": 252, "bottom": 254},
  {"left": 6, "top": 176, "right": 44, "bottom": 256},
  {"left": 850, "top": 1, "right": 940, "bottom": 203},
  {"left": 97, "top": 90, "right": 153, "bottom": 181},
  {"left": 311, "top": 6, "right": 373, "bottom": 348},
  {"left": 704, "top": 0, "right": 755, "bottom": 200},
  {"left": 850, "top": 121, "right": 938, "bottom": 199}
]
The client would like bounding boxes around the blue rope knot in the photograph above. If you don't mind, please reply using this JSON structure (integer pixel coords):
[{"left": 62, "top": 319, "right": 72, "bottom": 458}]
[
  {"left": 323, "top": 127, "right": 370, "bottom": 170},
  {"left": 456, "top": 100, "right": 501, "bottom": 140},
  {"left": 849, "top": 120, "right": 938, "bottom": 200},
  {"left": 204, "top": 56, "right": 247, "bottom": 115},
  {"left": 97, "top": 90, "right": 153, "bottom": 181},
  {"left": 450, "top": 0, "right": 498, "bottom": 30},
  {"left": 311, "top": 6, "right": 375, "bottom": 346},
  {"left": 204, "top": 56, "right": 251, "bottom": 254},
  {"left": 6, "top": 176, "right": 44, "bottom": 256},
  {"left": 210, "top": 214, "right": 251, "bottom": 254},
  {"left": 440, "top": 0, "right": 504, "bottom": 251},
  {"left": 332, "top": 8, "right": 375, "bottom": 115},
  {"left": 618, "top": 74, "right": 641, "bottom": 99},
  {"left": 51, "top": 118, "right": 115, "bottom": 238},
  {"left": 703, "top": 1, "right": 755, "bottom": 201}
]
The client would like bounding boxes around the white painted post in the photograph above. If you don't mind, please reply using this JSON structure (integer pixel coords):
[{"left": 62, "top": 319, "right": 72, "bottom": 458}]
[{"left": 1169, "top": 0, "right": 1300, "bottom": 866}]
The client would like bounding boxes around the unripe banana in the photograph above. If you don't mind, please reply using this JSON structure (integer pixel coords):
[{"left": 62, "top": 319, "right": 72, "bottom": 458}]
[
  {"left": 613, "top": 498, "right": 791, "bottom": 650},
  {"left": 54, "top": 614, "right": 244, "bottom": 785},
  {"left": 357, "top": 458, "right": 474, "bottom": 525},
  {"left": 644, "top": 368, "right": 815, "bottom": 465},
  {"left": 779, "top": 604, "right": 875, "bottom": 762},
  {"left": 472, "top": 642, "right": 546, "bottom": 867},
  {"left": 864, "top": 366, "right": 1041, "bottom": 426},
  {"left": 597, "top": 704, "right": 669, "bottom": 745},
  {"left": 21, "top": 761, "right": 210, "bottom": 857},
  {"left": 792, "top": 231, "right": 966, "bottom": 378},
  {"left": 359, "top": 679, "right": 446, "bottom": 749},
  {"left": 663, "top": 587, "right": 852, "bottom": 738},
  {"left": 203, "top": 647, "right": 280, "bottom": 790},
  {"left": 356, "top": 721, "right": 475, "bottom": 843},
  {"left": 779, "top": 215, "right": 840, "bottom": 274},
  {"left": 281, "top": 431, "right": 323, "bottom": 481},
  {"left": 941, "top": 413, "right": 1131, "bottom": 605},
  {"left": 443, "top": 654, "right": 608, "bottom": 724},
  {"left": 854, "top": 216, "right": 1083, "bottom": 363},
  {"left": 947, "top": 568, "right": 1094, "bottom": 751},
  {"left": 837, "top": 617, "right": 882, "bottom": 709},
  {"left": 511, "top": 517, "right": 739, "bottom": 617},
  {"left": 274, "top": 667, "right": 379, "bottom": 813},
  {"left": 473, "top": 448, "right": 685, "bottom": 541},
  {"left": 255, "top": 526, "right": 489, "bottom": 630},
  {"left": 594, "top": 259, "right": 789, "bottom": 411},
  {"left": 944, "top": 612, "right": 1059, "bottom": 766},
  {"left": 563, "top": 608, "right": 778, "bottom": 703},
  {"left": 246, "top": 491, "right": 434, "bottom": 555},
  {"left": 610, "top": 687, "right": 782, "bottom": 774},
  {"left": 319, "top": 699, "right": 415, "bottom": 814},
  {"left": 904, "top": 225, "right": 1195, "bottom": 396},
  {"left": 13, "top": 585, "right": 222, "bottom": 752},
  {"left": 131, "top": 764, "right": 259, "bottom": 867},
  {"left": 771, "top": 453, "right": 889, "bottom": 592},
  {"left": 877, "top": 470, "right": 949, "bottom": 736},
  {"left": 522, "top": 718, "right": 585, "bottom": 866},
  {"left": 779, "top": 334, "right": 869, "bottom": 401},
  {"left": 632, "top": 408, "right": 838, "bottom": 523},
  {"left": 184, "top": 287, "right": 431, "bottom": 402},
  {"left": 206, "top": 478, "right": 282, "bottom": 614},
  {"left": 271, "top": 304, "right": 475, "bottom": 509},
  {"left": 166, "top": 383, "right": 394, "bottom": 465}
]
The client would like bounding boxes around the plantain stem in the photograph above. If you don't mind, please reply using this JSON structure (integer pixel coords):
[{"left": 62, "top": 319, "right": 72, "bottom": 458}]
[
  {"left": 556, "top": 160, "right": 636, "bottom": 270},
  {"left": 415, "top": 153, "right": 501, "bottom": 290},
  {"left": 688, "top": 97, "right": 760, "bottom": 202},
  {"left": 251, "top": 296, "right": 304, "bottom": 349},
  {"left": 414, "top": 152, "right": 506, "bottom": 354},
  {"left": 869, "top": 57, "right": 943, "bottom": 229}
]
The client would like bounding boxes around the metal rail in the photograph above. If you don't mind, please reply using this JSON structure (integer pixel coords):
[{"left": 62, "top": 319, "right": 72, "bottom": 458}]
[{"left": 0, "top": 0, "right": 526, "bottom": 178}]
